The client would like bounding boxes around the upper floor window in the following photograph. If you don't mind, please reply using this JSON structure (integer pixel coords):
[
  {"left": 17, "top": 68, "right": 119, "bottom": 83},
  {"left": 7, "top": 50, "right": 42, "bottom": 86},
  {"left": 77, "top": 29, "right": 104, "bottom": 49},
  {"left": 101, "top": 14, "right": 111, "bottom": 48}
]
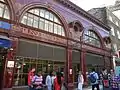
[
  {"left": 113, "top": 44, "right": 117, "bottom": 52},
  {"left": 117, "top": 30, "right": 120, "bottom": 39},
  {"left": 21, "top": 8, "right": 65, "bottom": 36},
  {"left": 111, "top": 26, "right": 115, "bottom": 36},
  {"left": 0, "top": 0, "right": 10, "bottom": 19},
  {"left": 84, "top": 30, "right": 101, "bottom": 47},
  {"left": 116, "top": 21, "right": 119, "bottom": 26},
  {"left": 109, "top": 16, "right": 113, "bottom": 22}
]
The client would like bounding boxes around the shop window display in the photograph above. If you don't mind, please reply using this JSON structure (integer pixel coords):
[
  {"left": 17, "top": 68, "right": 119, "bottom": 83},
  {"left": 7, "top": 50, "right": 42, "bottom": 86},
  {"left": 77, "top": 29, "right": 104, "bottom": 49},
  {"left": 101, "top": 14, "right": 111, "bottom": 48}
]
[{"left": 13, "top": 56, "right": 64, "bottom": 86}]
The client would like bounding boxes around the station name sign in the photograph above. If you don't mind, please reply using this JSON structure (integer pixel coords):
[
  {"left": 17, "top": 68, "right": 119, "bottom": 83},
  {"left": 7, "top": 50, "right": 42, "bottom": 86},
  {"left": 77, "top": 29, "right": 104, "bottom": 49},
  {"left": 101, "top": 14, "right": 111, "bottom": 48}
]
[{"left": 11, "top": 25, "right": 67, "bottom": 45}]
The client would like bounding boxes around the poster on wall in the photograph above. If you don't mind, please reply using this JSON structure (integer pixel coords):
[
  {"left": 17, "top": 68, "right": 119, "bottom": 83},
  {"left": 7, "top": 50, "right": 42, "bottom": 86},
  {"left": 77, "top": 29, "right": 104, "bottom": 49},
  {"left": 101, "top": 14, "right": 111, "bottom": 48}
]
[
  {"left": 7, "top": 61, "right": 15, "bottom": 68},
  {"left": 115, "top": 66, "right": 120, "bottom": 76},
  {"left": 69, "top": 69, "right": 72, "bottom": 74}
]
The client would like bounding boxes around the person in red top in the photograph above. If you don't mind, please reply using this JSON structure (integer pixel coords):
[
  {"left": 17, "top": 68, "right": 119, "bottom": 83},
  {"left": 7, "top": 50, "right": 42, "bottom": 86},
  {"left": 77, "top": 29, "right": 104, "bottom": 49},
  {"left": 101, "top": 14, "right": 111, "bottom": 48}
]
[
  {"left": 54, "top": 72, "right": 63, "bottom": 90},
  {"left": 28, "top": 67, "right": 36, "bottom": 86}
]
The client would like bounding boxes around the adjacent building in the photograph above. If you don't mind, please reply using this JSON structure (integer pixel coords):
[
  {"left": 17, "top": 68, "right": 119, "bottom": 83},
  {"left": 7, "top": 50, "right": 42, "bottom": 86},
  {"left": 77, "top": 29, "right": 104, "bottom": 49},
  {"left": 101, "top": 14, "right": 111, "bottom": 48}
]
[
  {"left": 0, "top": 0, "right": 112, "bottom": 89},
  {"left": 108, "top": 0, "right": 120, "bottom": 19}
]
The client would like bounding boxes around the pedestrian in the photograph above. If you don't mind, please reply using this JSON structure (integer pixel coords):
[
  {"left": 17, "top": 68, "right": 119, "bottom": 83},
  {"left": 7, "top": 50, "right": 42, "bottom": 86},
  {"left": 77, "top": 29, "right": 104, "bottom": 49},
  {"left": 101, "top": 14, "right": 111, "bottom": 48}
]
[
  {"left": 31, "top": 71, "right": 43, "bottom": 90},
  {"left": 110, "top": 76, "right": 119, "bottom": 90},
  {"left": 51, "top": 71, "right": 56, "bottom": 90},
  {"left": 46, "top": 71, "right": 53, "bottom": 90},
  {"left": 28, "top": 67, "right": 36, "bottom": 90},
  {"left": 88, "top": 68, "right": 100, "bottom": 90},
  {"left": 101, "top": 68, "right": 110, "bottom": 89},
  {"left": 77, "top": 71, "right": 84, "bottom": 90},
  {"left": 42, "top": 72, "right": 47, "bottom": 85},
  {"left": 61, "top": 72, "right": 66, "bottom": 90},
  {"left": 54, "top": 72, "right": 62, "bottom": 90},
  {"left": 109, "top": 69, "right": 119, "bottom": 90}
]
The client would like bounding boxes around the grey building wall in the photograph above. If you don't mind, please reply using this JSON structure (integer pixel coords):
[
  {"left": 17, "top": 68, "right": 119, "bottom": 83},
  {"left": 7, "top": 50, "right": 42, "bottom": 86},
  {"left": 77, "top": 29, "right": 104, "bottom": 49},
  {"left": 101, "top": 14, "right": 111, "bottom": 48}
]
[{"left": 88, "top": 7, "right": 107, "bottom": 24}]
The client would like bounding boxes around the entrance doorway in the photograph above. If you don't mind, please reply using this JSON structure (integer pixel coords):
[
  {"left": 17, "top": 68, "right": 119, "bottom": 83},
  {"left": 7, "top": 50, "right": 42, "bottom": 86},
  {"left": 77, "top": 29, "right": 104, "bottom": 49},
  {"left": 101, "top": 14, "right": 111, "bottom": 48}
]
[
  {"left": 73, "top": 64, "right": 80, "bottom": 82},
  {"left": 0, "top": 47, "right": 7, "bottom": 89},
  {"left": 13, "top": 56, "right": 65, "bottom": 86}
]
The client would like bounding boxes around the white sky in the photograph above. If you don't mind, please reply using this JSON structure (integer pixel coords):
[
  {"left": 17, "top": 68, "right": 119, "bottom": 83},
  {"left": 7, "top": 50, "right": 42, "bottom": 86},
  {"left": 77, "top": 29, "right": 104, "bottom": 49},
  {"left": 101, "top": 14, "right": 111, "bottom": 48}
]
[{"left": 70, "top": 0, "right": 116, "bottom": 11}]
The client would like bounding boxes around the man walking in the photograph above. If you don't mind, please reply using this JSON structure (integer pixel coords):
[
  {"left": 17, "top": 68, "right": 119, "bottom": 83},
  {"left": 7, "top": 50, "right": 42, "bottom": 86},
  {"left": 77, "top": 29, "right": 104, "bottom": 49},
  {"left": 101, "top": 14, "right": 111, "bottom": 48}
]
[{"left": 88, "top": 68, "right": 100, "bottom": 90}]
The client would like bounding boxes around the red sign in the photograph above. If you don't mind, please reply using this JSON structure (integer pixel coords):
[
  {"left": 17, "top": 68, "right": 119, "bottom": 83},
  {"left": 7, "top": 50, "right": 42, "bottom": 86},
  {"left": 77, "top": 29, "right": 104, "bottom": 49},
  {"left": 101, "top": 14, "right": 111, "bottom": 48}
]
[{"left": 12, "top": 25, "right": 67, "bottom": 45}]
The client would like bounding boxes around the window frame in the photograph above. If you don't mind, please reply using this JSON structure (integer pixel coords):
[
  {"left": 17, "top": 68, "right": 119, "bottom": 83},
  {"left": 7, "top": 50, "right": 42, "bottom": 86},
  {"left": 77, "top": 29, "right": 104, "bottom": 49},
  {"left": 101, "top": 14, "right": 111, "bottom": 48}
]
[
  {"left": 117, "top": 30, "right": 120, "bottom": 39},
  {"left": 111, "top": 26, "right": 115, "bottom": 36},
  {"left": 84, "top": 30, "right": 101, "bottom": 47},
  {"left": 0, "top": 0, "right": 10, "bottom": 19},
  {"left": 21, "top": 8, "right": 65, "bottom": 36}
]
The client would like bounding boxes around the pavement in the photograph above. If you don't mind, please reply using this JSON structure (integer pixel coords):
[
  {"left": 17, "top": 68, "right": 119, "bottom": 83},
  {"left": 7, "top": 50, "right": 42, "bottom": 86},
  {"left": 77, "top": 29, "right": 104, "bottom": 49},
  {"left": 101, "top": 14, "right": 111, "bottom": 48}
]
[
  {"left": 74, "top": 85, "right": 104, "bottom": 90},
  {"left": 83, "top": 86, "right": 92, "bottom": 90},
  {"left": 74, "top": 86, "right": 92, "bottom": 90}
]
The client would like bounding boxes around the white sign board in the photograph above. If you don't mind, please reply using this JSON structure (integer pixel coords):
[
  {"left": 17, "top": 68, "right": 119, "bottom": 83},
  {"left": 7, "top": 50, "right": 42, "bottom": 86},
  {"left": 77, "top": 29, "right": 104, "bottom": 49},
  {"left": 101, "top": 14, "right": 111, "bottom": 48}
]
[{"left": 7, "top": 61, "right": 14, "bottom": 68}]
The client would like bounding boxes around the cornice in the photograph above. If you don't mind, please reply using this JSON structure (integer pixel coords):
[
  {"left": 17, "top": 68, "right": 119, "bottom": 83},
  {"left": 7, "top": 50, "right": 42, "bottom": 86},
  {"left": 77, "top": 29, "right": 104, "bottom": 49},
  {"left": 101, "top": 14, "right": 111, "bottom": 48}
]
[{"left": 56, "top": 0, "right": 111, "bottom": 31}]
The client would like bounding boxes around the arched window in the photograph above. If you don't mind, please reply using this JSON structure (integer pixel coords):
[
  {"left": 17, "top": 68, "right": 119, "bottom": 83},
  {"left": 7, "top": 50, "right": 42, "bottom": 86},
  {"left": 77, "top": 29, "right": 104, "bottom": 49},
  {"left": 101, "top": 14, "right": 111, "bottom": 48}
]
[
  {"left": 21, "top": 8, "right": 65, "bottom": 36},
  {"left": 0, "top": 0, "right": 10, "bottom": 19},
  {"left": 84, "top": 30, "right": 101, "bottom": 47}
]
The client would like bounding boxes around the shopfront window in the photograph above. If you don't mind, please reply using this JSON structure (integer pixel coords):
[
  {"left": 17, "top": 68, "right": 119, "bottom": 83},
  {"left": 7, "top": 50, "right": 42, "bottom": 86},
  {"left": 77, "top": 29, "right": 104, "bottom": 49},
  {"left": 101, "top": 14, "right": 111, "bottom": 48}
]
[
  {"left": 13, "top": 56, "right": 64, "bottom": 86},
  {"left": 72, "top": 50, "right": 80, "bottom": 82},
  {"left": 21, "top": 8, "right": 65, "bottom": 36},
  {"left": 0, "top": 0, "right": 10, "bottom": 19},
  {"left": 84, "top": 30, "right": 101, "bottom": 47}
]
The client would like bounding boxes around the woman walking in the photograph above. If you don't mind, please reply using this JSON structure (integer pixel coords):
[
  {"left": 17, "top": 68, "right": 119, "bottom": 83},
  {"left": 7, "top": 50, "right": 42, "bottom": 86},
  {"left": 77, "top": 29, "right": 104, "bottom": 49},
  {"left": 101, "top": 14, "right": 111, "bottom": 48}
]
[
  {"left": 54, "top": 72, "right": 62, "bottom": 90},
  {"left": 77, "top": 71, "right": 84, "bottom": 90}
]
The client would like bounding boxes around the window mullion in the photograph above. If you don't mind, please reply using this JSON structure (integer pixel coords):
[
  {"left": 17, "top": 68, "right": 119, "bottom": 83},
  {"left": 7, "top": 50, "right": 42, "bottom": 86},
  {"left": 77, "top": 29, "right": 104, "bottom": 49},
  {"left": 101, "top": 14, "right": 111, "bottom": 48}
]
[
  {"left": 26, "top": 13, "right": 28, "bottom": 25},
  {"left": 2, "top": 3, "right": 5, "bottom": 18}
]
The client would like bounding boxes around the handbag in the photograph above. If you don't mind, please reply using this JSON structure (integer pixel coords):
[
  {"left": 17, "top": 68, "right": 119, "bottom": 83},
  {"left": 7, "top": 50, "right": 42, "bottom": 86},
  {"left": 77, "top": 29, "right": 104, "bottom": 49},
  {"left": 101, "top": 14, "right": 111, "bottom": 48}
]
[
  {"left": 103, "top": 80, "right": 109, "bottom": 87},
  {"left": 61, "top": 83, "right": 66, "bottom": 90}
]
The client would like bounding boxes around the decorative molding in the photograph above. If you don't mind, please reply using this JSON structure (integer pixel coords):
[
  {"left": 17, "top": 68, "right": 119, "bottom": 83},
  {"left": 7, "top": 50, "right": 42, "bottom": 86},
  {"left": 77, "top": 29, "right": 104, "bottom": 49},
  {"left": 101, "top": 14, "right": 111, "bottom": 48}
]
[{"left": 56, "top": 0, "right": 110, "bottom": 31}]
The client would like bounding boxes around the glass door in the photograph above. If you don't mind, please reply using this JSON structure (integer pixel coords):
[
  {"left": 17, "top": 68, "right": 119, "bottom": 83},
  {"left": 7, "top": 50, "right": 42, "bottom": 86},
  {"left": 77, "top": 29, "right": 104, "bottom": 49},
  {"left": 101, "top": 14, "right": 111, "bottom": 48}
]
[{"left": 73, "top": 64, "right": 80, "bottom": 82}]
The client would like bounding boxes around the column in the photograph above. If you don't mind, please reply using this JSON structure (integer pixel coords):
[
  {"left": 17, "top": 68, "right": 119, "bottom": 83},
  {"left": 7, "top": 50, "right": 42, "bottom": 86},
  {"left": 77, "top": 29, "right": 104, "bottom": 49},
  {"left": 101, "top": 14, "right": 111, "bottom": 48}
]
[
  {"left": 110, "top": 57, "right": 113, "bottom": 69},
  {"left": 81, "top": 50, "right": 87, "bottom": 85},
  {"left": 3, "top": 37, "right": 18, "bottom": 88},
  {"left": 66, "top": 47, "right": 74, "bottom": 90}
]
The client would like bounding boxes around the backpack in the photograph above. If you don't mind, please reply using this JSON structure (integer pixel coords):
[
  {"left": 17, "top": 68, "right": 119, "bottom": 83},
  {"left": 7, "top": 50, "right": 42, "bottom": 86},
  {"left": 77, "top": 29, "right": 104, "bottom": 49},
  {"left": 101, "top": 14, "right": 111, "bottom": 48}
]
[{"left": 89, "top": 73, "right": 97, "bottom": 83}]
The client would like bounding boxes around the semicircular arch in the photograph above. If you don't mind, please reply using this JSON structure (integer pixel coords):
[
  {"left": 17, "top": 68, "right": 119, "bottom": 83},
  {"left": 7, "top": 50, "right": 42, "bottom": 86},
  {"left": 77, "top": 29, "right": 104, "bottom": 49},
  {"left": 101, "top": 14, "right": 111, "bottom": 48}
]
[
  {"left": 84, "top": 29, "right": 104, "bottom": 48},
  {"left": 0, "top": 0, "right": 15, "bottom": 20},
  {"left": 17, "top": 2, "right": 69, "bottom": 37}
]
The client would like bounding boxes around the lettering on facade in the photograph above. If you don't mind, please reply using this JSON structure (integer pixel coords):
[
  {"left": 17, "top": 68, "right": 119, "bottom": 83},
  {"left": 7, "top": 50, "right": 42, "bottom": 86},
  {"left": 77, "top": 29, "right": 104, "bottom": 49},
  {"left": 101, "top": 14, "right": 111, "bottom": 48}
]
[{"left": 11, "top": 25, "right": 67, "bottom": 45}]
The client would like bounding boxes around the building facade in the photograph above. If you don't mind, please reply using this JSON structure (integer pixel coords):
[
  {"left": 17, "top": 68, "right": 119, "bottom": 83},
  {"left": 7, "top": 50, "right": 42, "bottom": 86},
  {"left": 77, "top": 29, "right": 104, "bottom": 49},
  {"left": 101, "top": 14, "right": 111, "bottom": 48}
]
[
  {"left": 88, "top": 7, "right": 120, "bottom": 67},
  {"left": 0, "top": 0, "right": 112, "bottom": 89},
  {"left": 108, "top": 0, "right": 120, "bottom": 19}
]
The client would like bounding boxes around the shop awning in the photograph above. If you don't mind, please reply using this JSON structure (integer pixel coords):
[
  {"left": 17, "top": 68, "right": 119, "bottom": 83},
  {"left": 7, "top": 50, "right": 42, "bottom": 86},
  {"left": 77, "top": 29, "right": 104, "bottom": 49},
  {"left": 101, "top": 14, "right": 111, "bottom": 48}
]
[{"left": 0, "top": 35, "right": 11, "bottom": 48}]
